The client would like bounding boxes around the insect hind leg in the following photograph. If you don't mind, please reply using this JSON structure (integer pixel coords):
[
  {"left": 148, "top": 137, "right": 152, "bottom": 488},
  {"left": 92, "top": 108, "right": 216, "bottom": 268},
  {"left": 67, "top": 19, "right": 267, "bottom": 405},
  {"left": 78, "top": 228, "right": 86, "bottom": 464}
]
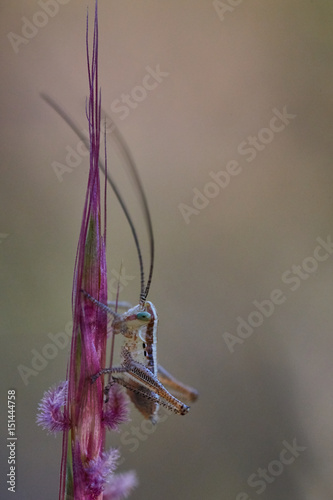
[{"left": 157, "top": 365, "right": 199, "bottom": 403}]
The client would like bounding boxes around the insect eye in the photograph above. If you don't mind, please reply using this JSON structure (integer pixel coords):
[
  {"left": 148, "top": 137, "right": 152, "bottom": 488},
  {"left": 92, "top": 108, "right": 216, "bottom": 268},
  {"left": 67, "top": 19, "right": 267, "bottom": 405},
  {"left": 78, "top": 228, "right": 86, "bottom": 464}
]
[{"left": 136, "top": 312, "right": 151, "bottom": 322}]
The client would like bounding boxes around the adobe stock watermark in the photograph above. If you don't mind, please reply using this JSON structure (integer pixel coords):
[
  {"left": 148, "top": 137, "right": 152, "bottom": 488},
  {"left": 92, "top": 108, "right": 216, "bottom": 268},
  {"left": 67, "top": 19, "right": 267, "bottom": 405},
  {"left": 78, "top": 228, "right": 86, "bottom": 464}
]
[
  {"left": 51, "top": 118, "right": 118, "bottom": 182},
  {"left": 213, "top": 0, "right": 243, "bottom": 22},
  {"left": 178, "top": 106, "right": 296, "bottom": 224},
  {"left": 107, "top": 267, "right": 135, "bottom": 302},
  {"left": 52, "top": 64, "right": 168, "bottom": 183},
  {"left": 0, "top": 233, "right": 9, "bottom": 244},
  {"left": 17, "top": 267, "right": 135, "bottom": 385},
  {"left": 110, "top": 65, "right": 169, "bottom": 121},
  {"left": 17, "top": 320, "right": 73, "bottom": 386},
  {"left": 223, "top": 236, "right": 333, "bottom": 353},
  {"left": 52, "top": 134, "right": 89, "bottom": 182},
  {"left": 236, "top": 438, "right": 306, "bottom": 499},
  {"left": 7, "top": 0, "right": 71, "bottom": 54},
  {"left": 117, "top": 406, "right": 170, "bottom": 465}
]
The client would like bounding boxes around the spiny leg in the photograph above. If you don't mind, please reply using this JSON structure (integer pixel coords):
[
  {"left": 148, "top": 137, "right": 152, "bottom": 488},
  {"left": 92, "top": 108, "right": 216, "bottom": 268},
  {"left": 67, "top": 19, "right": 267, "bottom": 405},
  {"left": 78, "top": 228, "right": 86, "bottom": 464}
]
[
  {"left": 112, "top": 375, "right": 189, "bottom": 416},
  {"left": 83, "top": 289, "right": 151, "bottom": 335},
  {"left": 81, "top": 290, "right": 120, "bottom": 320},
  {"left": 120, "top": 349, "right": 190, "bottom": 415},
  {"left": 91, "top": 355, "right": 190, "bottom": 415},
  {"left": 91, "top": 366, "right": 127, "bottom": 402},
  {"left": 157, "top": 365, "right": 199, "bottom": 403}
]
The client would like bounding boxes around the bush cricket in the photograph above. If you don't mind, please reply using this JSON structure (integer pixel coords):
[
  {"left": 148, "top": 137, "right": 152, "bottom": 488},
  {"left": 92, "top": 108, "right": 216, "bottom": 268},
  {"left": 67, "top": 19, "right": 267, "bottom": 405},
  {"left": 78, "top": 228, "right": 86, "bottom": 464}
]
[{"left": 41, "top": 94, "right": 198, "bottom": 422}]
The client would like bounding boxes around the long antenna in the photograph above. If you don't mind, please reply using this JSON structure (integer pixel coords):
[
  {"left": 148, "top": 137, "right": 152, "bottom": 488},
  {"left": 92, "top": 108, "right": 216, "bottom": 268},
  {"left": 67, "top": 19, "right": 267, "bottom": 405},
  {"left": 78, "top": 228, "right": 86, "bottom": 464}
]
[
  {"left": 41, "top": 93, "right": 148, "bottom": 303},
  {"left": 102, "top": 112, "right": 154, "bottom": 302}
]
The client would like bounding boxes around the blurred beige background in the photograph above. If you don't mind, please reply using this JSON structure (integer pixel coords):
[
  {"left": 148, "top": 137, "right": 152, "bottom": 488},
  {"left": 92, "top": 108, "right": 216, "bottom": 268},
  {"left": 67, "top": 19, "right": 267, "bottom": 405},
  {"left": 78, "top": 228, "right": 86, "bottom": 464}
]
[{"left": 1, "top": 1, "right": 333, "bottom": 499}]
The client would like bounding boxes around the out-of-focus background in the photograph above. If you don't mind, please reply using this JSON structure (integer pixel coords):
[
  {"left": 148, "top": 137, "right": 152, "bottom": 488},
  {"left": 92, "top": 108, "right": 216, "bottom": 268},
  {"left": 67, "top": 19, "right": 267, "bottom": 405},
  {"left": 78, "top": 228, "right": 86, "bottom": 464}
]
[{"left": 1, "top": 1, "right": 333, "bottom": 499}]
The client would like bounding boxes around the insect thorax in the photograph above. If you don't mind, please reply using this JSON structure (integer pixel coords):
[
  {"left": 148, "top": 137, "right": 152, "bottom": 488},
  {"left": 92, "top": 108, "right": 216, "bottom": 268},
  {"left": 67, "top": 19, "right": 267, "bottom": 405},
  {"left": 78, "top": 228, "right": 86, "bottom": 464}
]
[{"left": 115, "top": 301, "right": 158, "bottom": 377}]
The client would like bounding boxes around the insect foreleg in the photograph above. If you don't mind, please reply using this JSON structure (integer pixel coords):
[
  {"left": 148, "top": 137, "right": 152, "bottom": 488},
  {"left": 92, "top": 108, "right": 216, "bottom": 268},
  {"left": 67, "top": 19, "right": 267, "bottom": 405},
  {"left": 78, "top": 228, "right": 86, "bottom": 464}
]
[{"left": 81, "top": 290, "right": 121, "bottom": 320}]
